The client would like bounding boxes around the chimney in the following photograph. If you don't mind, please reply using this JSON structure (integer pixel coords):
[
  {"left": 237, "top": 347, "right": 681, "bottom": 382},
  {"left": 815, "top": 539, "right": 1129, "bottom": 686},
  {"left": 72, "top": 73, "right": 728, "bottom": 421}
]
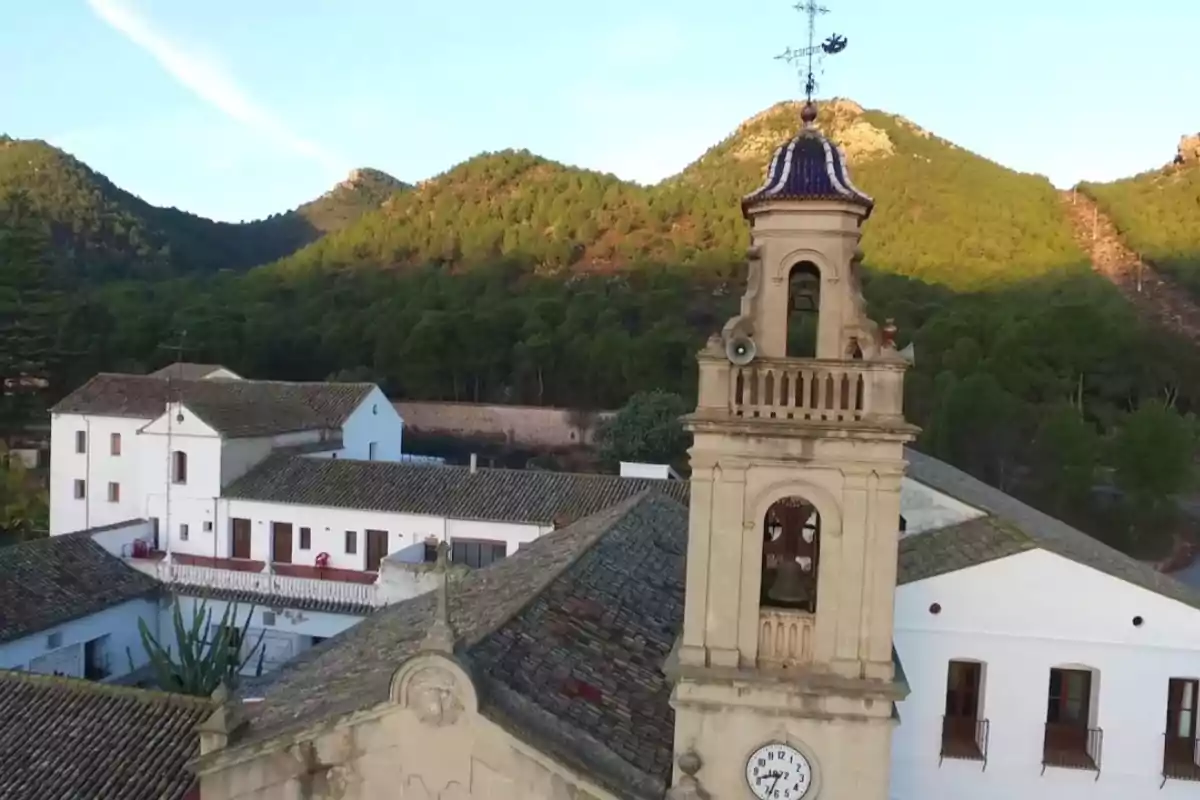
[{"left": 469, "top": 453, "right": 478, "bottom": 474}]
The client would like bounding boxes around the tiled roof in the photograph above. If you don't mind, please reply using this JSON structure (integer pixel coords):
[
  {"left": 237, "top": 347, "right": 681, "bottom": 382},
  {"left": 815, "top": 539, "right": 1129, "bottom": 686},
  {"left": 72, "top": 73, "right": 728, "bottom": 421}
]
[
  {"left": 219, "top": 447, "right": 1200, "bottom": 799},
  {"left": 148, "top": 362, "right": 236, "bottom": 380},
  {"left": 0, "top": 535, "right": 161, "bottom": 645},
  {"left": 51, "top": 373, "right": 374, "bottom": 438},
  {"left": 742, "top": 125, "right": 873, "bottom": 216},
  {"left": 0, "top": 670, "right": 213, "bottom": 800},
  {"left": 222, "top": 454, "right": 690, "bottom": 525},
  {"left": 228, "top": 494, "right": 683, "bottom": 797},
  {"left": 901, "top": 448, "right": 1200, "bottom": 609},
  {"left": 169, "top": 583, "right": 376, "bottom": 617}
]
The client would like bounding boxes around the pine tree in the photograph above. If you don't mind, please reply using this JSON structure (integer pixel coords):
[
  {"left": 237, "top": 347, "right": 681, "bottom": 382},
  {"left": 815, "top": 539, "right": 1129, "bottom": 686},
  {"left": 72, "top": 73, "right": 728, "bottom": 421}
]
[{"left": 0, "top": 190, "right": 63, "bottom": 442}]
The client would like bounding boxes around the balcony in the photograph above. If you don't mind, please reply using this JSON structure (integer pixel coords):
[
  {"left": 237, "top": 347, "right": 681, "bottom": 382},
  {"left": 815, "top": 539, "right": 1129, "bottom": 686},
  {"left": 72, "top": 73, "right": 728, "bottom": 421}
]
[
  {"left": 1042, "top": 723, "right": 1102, "bottom": 774},
  {"left": 757, "top": 607, "right": 815, "bottom": 668},
  {"left": 1163, "top": 735, "right": 1200, "bottom": 783},
  {"left": 940, "top": 716, "right": 989, "bottom": 767},
  {"left": 126, "top": 554, "right": 448, "bottom": 611},
  {"left": 704, "top": 355, "right": 906, "bottom": 425}
]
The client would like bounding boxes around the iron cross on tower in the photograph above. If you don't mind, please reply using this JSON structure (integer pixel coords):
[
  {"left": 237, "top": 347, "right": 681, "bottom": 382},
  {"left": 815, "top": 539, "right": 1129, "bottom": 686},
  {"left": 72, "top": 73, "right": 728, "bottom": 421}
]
[{"left": 774, "top": 0, "right": 849, "bottom": 110}]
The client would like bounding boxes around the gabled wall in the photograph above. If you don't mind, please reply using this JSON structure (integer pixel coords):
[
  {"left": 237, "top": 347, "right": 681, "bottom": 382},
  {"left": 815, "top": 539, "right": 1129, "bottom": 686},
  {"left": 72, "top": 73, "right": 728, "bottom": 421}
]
[
  {"left": 892, "top": 548, "right": 1200, "bottom": 799},
  {"left": 899, "top": 477, "right": 985, "bottom": 535},
  {"left": 330, "top": 387, "right": 404, "bottom": 461}
]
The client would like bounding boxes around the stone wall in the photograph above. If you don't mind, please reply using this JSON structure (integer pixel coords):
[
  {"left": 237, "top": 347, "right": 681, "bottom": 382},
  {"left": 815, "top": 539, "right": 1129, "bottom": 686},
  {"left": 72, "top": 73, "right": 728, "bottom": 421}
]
[{"left": 393, "top": 402, "right": 614, "bottom": 450}]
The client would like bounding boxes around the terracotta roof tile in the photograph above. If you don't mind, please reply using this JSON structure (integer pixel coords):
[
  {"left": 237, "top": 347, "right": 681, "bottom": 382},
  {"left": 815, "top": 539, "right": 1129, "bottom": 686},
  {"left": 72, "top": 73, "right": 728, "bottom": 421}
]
[
  {"left": 222, "top": 454, "right": 690, "bottom": 525},
  {"left": 0, "top": 535, "right": 161, "bottom": 644},
  {"left": 51, "top": 373, "right": 374, "bottom": 438},
  {"left": 0, "top": 670, "right": 212, "bottom": 800}
]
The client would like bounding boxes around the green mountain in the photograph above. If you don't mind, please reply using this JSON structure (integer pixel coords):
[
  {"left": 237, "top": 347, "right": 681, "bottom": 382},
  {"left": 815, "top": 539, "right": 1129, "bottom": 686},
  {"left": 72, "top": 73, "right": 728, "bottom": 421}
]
[
  {"left": 273, "top": 100, "right": 1086, "bottom": 291},
  {"left": 1080, "top": 140, "right": 1200, "bottom": 296},
  {"left": 0, "top": 135, "right": 407, "bottom": 281}
]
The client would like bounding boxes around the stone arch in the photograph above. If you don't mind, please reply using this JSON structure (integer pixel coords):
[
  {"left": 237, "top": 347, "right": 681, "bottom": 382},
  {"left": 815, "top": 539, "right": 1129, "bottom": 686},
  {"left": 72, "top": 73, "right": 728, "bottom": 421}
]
[
  {"left": 389, "top": 652, "right": 479, "bottom": 728},
  {"left": 750, "top": 477, "right": 843, "bottom": 541},
  {"left": 787, "top": 262, "right": 821, "bottom": 358},
  {"left": 761, "top": 495, "right": 821, "bottom": 612}
]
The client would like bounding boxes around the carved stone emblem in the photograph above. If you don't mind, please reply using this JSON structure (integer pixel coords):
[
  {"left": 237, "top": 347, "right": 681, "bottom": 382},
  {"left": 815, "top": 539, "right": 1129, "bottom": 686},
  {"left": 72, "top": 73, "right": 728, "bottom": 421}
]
[{"left": 407, "top": 667, "right": 463, "bottom": 727}]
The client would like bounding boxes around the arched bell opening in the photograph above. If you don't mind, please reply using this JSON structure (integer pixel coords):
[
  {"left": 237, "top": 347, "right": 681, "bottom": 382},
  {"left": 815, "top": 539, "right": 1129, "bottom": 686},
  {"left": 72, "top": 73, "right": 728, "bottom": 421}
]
[
  {"left": 761, "top": 496, "right": 821, "bottom": 613},
  {"left": 787, "top": 262, "right": 821, "bottom": 359}
]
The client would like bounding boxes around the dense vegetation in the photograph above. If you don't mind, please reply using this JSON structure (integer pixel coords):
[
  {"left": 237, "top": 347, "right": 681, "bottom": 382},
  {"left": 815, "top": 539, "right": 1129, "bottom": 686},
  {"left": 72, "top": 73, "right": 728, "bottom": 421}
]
[
  {"left": 1081, "top": 161, "right": 1200, "bottom": 296},
  {"left": 1, "top": 101, "right": 1197, "bottom": 558},
  {"left": 0, "top": 135, "right": 406, "bottom": 281}
]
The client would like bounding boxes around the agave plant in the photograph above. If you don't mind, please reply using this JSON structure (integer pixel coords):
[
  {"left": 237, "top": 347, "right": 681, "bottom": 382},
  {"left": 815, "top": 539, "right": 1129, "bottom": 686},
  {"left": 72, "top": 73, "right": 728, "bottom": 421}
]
[{"left": 128, "top": 598, "right": 266, "bottom": 697}]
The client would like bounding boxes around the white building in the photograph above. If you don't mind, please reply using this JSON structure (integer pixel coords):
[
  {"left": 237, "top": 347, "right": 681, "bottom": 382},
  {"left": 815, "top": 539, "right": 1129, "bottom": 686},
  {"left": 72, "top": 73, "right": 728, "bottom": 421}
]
[
  {"left": 892, "top": 449, "right": 1200, "bottom": 797},
  {"left": 0, "top": 526, "right": 160, "bottom": 681}
]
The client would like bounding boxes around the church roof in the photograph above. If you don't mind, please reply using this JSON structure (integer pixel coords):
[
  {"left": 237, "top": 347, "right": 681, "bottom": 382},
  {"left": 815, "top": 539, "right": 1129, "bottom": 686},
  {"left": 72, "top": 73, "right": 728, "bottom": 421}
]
[
  {"left": 0, "top": 534, "right": 161, "bottom": 645},
  {"left": 230, "top": 492, "right": 684, "bottom": 799},
  {"left": 741, "top": 110, "right": 873, "bottom": 217},
  {"left": 220, "top": 450, "right": 1200, "bottom": 797},
  {"left": 223, "top": 453, "right": 689, "bottom": 526},
  {"left": 0, "top": 670, "right": 212, "bottom": 800},
  {"left": 51, "top": 373, "right": 374, "bottom": 438}
]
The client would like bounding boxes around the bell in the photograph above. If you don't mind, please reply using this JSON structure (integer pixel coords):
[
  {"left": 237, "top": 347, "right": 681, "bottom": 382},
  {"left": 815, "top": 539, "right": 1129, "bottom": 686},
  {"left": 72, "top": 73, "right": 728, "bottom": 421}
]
[{"left": 767, "top": 558, "right": 811, "bottom": 606}]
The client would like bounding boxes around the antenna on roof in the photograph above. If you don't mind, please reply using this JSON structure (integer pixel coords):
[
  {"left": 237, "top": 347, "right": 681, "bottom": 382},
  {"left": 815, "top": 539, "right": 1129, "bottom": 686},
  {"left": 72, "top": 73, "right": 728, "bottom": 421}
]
[
  {"left": 774, "top": 0, "right": 850, "bottom": 127},
  {"left": 157, "top": 329, "right": 189, "bottom": 379},
  {"left": 420, "top": 541, "right": 457, "bottom": 653}
]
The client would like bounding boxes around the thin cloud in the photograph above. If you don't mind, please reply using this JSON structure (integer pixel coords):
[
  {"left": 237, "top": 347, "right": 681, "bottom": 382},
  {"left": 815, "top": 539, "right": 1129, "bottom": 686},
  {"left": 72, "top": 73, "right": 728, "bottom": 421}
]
[{"left": 85, "top": 0, "right": 344, "bottom": 175}]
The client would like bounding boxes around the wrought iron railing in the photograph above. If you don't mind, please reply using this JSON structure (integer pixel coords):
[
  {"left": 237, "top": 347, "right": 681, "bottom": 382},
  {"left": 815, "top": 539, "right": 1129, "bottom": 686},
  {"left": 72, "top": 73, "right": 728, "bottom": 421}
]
[
  {"left": 1041, "top": 723, "right": 1102, "bottom": 775},
  {"left": 1161, "top": 734, "right": 1200, "bottom": 785},
  {"left": 939, "top": 716, "right": 989, "bottom": 768}
]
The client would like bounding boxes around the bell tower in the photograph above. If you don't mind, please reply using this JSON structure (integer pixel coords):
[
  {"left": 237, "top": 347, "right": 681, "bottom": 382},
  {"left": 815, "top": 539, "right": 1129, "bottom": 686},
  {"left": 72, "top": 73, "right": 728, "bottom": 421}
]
[{"left": 666, "top": 9, "right": 917, "bottom": 800}]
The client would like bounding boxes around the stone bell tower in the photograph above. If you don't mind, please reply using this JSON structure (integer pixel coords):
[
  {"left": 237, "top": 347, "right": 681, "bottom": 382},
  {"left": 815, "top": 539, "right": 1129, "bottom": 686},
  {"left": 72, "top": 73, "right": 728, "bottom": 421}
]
[{"left": 666, "top": 100, "right": 918, "bottom": 800}]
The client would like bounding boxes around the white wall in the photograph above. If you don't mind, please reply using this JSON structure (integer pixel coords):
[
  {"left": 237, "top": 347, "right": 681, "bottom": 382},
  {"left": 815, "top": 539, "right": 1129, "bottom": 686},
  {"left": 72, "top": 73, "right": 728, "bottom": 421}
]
[
  {"left": 899, "top": 477, "right": 985, "bottom": 536},
  {"left": 49, "top": 413, "right": 150, "bottom": 535},
  {"left": 203, "top": 499, "right": 546, "bottom": 571},
  {"left": 892, "top": 548, "right": 1200, "bottom": 799},
  {"left": 333, "top": 387, "right": 404, "bottom": 461},
  {"left": 170, "top": 594, "right": 364, "bottom": 674},
  {"left": 220, "top": 430, "right": 325, "bottom": 487},
  {"left": 0, "top": 597, "right": 159, "bottom": 681}
]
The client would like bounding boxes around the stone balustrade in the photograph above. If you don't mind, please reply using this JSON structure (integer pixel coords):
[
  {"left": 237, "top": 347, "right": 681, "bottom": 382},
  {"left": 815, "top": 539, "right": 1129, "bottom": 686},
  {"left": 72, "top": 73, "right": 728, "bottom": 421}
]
[
  {"left": 694, "top": 352, "right": 906, "bottom": 424},
  {"left": 758, "top": 607, "right": 816, "bottom": 667}
]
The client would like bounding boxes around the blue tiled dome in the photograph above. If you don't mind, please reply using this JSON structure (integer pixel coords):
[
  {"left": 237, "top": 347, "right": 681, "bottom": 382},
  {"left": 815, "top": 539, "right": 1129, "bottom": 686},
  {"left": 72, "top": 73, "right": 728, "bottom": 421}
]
[{"left": 742, "top": 111, "right": 873, "bottom": 218}]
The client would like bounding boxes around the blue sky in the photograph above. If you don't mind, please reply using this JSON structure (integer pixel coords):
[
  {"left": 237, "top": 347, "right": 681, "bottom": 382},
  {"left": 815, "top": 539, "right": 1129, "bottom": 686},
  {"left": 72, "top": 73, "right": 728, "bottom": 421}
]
[{"left": 1, "top": 0, "right": 1195, "bottom": 223}]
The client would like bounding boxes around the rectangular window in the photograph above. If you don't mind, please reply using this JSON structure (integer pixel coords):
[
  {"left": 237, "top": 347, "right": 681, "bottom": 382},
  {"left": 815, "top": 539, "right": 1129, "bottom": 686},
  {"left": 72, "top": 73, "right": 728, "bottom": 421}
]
[
  {"left": 941, "top": 660, "right": 985, "bottom": 761},
  {"left": 109, "top": 432, "right": 121, "bottom": 456},
  {"left": 345, "top": 530, "right": 357, "bottom": 554},
  {"left": 180, "top": 523, "right": 189, "bottom": 541},
  {"left": 171, "top": 450, "right": 188, "bottom": 484},
  {"left": 75, "top": 430, "right": 86, "bottom": 454},
  {"left": 1165, "top": 678, "right": 1200, "bottom": 779},
  {"left": 368, "top": 441, "right": 378, "bottom": 460},
  {"left": 1043, "top": 667, "right": 1098, "bottom": 770},
  {"left": 424, "top": 540, "right": 439, "bottom": 563},
  {"left": 107, "top": 482, "right": 120, "bottom": 503},
  {"left": 203, "top": 521, "right": 213, "bottom": 532},
  {"left": 451, "top": 539, "right": 507, "bottom": 569},
  {"left": 299, "top": 527, "right": 312, "bottom": 550},
  {"left": 74, "top": 479, "right": 86, "bottom": 499}
]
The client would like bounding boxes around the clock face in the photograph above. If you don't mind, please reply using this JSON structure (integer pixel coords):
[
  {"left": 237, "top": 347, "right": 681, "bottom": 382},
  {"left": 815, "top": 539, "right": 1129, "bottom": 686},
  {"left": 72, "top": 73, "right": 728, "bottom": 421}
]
[{"left": 745, "top": 742, "right": 813, "bottom": 800}]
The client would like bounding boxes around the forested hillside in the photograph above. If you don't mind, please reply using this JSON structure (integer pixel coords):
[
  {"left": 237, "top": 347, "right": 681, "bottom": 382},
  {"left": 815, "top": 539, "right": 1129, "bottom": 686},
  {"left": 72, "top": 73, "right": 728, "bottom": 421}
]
[
  {"left": 1081, "top": 160, "right": 1200, "bottom": 297},
  {"left": 0, "top": 135, "right": 407, "bottom": 280},
  {"left": 276, "top": 101, "right": 1083, "bottom": 290},
  {"left": 1, "top": 102, "right": 1198, "bottom": 558}
]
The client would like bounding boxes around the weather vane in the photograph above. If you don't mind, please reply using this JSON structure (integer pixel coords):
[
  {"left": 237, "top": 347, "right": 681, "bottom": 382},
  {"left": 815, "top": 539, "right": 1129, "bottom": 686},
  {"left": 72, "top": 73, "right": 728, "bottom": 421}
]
[{"left": 775, "top": 0, "right": 849, "bottom": 109}]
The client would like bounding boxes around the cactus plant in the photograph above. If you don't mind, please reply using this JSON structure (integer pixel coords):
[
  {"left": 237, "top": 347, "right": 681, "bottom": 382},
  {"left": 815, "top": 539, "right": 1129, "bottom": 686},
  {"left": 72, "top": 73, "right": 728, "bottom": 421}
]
[{"left": 128, "top": 598, "right": 266, "bottom": 697}]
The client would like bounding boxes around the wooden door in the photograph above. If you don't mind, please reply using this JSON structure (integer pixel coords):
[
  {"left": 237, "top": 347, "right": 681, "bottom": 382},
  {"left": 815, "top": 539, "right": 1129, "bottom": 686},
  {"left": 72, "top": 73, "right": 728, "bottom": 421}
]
[
  {"left": 230, "top": 518, "right": 251, "bottom": 560},
  {"left": 1166, "top": 679, "right": 1199, "bottom": 766},
  {"left": 272, "top": 522, "right": 293, "bottom": 564},
  {"left": 365, "top": 529, "right": 388, "bottom": 572}
]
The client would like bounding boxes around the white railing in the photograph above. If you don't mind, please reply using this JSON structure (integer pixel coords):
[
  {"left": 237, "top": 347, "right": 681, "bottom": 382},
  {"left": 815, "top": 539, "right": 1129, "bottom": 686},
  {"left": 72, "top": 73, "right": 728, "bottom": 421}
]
[
  {"left": 131, "top": 560, "right": 380, "bottom": 609},
  {"left": 758, "top": 607, "right": 816, "bottom": 667}
]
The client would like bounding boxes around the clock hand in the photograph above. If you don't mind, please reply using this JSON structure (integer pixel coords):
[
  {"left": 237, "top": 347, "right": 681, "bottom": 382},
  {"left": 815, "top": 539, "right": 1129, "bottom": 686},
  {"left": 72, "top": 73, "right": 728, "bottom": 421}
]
[{"left": 768, "top": 772, "right": 783, "bottom": 795}]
